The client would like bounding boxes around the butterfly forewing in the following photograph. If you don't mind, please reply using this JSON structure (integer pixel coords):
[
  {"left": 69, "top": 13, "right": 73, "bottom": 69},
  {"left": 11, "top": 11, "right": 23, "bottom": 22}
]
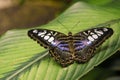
[
  {"left": 28, "top": 29, "right": 64, "bottom": 48},
  {"left": 73, "top": 27, "right": 113, "bottom": 63}
]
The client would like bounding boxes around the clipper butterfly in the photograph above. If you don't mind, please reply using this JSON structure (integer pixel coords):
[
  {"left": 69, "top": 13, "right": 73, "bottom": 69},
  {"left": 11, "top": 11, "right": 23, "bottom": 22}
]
[{"left": 27, "top": 19, "right": 120, "bottom": 67}]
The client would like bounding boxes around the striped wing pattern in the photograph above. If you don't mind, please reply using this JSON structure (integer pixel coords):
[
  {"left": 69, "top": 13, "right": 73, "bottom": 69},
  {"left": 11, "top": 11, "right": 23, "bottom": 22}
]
[{"left": 28, "top": 27, "right": 113, "bottom": 67}]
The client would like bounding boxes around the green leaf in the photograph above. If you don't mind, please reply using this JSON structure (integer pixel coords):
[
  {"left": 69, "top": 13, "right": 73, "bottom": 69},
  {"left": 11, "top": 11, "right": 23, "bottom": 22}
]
[
  {"left": 83, "top": 0, "right": 113, "bottom": 5},
  {"left": 0, "top": 1, "right": 120, "bottom": 80}
]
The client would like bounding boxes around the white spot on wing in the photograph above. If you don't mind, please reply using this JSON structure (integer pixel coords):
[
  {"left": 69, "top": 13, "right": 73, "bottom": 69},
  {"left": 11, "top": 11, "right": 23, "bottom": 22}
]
[
  {"left": 38, "top": 30, "right": 47, "bottom": 37},
  {"left": 33, "top": 30, "right": 38, "bottom": 33},
  {"left": 48, "top": 37, "right": 54, "bottom": 42},
  {"left": 38, "top": 32, "right": 42, "bottom": 36},
  {"left": 83, "top": 32, "right": 88, "bottom": 35},
  {"left": 51, "top": 41, "right": 56, "bottom": 45},
  {"left": 90, "top": 32, "right": 94, "bottom": 35},
  {"left": 88, "top": 36, "right": 94, "bottom": 41},
  {"left": 103, "top": 28, "right": 108, "bottom": 32},
  {"left": 94, "top": 29, "right": 103, "bottom": 36},
  {"left": 92, "top": 34, "right": 98, "bottom": 39},
  {"left": 87, "top": 41, "right": 92, "bottom": 45},
  {"left": 44, "top": 36, "right": 49, "bottom": 40},
  {"left": 53, "top": 32, "right": 57, "bottom": 36},
  {"left": 51, "top": 40, "right": 60, "bottom": 46}
]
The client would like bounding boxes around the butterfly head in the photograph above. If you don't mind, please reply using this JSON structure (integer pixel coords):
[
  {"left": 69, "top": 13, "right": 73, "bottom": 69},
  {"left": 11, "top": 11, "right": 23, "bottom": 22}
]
[{"left": 68, "top": 32, "right": 72, "bottom": 36}]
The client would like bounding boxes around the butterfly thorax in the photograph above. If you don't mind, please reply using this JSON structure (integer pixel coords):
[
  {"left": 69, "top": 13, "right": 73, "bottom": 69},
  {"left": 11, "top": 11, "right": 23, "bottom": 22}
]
[
  {"left": 68, "top": 32, "right": 72, "bottom": 36},
  {"left": 68, "top": 32, "right": 73, "bottom": 39},
  {"left": 67, "top": 32, "right": 75, "bottom": 57}
]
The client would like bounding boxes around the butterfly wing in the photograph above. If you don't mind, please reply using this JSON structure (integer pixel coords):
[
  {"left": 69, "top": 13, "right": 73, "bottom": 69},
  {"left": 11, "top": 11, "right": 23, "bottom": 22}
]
[
  {"left": 28, "top": 29, "right": 74, "bottom": 67},
  {"left": 49, "top": 42, "right": 74, "bottom": 67},
  {"left": 28, "top": 29, "right": 61, "bottom": 48},
  {"left": 73, "top": 27, "right": 113, "bottom": 63}
]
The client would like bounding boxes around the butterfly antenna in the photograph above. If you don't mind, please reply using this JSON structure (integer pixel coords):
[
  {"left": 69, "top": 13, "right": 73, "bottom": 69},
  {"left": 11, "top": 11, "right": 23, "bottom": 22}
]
[
  {"left": 57, "top": 20, "right": 80, "bottom": 32},
  {"left": 57, "top": 20, "right": 70, "bottom": 32},
  {"left": 69, "top": 21, "right": 80, "bottom": 31}
]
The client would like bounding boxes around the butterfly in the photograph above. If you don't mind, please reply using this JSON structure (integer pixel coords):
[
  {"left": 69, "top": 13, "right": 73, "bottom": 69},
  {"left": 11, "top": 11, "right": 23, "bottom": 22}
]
[{"left": 28, "top": 26, "right": 113, "bottom": 67}]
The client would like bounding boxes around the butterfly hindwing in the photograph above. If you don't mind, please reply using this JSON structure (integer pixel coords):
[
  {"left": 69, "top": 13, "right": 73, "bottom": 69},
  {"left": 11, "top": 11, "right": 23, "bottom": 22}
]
[
  {"left": 73, "top": 27, "right": 113, "bottom": 63},
  {"left": 49, "top": 46, "right": 74, "bottom": 67}
]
